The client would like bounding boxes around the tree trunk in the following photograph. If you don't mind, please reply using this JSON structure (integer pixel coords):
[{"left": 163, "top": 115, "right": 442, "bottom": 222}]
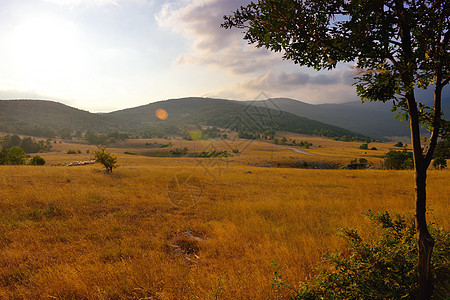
[
  {"left": 405, "top": 90, "right": 435, "bottom": 299},
  {"left": 415, "top": 168, "right": 435, "bottom": 300}
]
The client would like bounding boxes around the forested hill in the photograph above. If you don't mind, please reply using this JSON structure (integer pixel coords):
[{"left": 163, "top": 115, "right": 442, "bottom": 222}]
[
  {"left": 250, "top": 97, "right": 450, "bottom": 138},
  {"left": 0, "top": 98, "right": 364, "bottom": 140},
  {"left": 108, "top": 97, "right": 361, "bottom": 139},
  {"left": 0, "top": 100, "right": 117, "bottom": 137}
]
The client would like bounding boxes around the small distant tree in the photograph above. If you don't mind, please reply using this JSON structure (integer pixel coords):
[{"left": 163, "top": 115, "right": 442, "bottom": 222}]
[
  {"left": 0, "top": 148, "right": 8, "bottom": 165},
  {"left": 360, "top": 143, "right": 369, "bottom": 150},
  {"left": 432, "top": 157, "right": 447, "bottom": 170},
  {"left": 384, "top": 150, "right": 414, "bottom": 170},
  {"left": 394, "top": 142, "right": 404, "bottom": 147},
  {"left": 92, "top": 146, "right": 118, "bottom": 173},
  {"left": 8, "top": 147, "right": 27, "bottom": 165},
  {"left": 29, "top": 155, "right": 46, "bottom": 166}
]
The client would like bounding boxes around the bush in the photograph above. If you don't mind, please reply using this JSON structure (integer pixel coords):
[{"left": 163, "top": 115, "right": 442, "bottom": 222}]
[
  {"left": 394, "top": 141, "right": 404, "bottom": 147},
  {"left": 275, "top": 211, "right": 449, "bottom": 299},
  {"left": 7, "top": 147, "right": 27, "bottom": 165},
  {"left": 344, "top": 158, "right": 369, "bottom": 169},
  {"left": 359, "top": 143, "right": 369, "bottom": 149},
  {"left": 92, "top": 146, "right": 118, "bottom": 173},
  {"left": 432, "top": 157, "right": 447, "bottom": 170},
  {"left": 29, "top": 155, "right": 46, "bottom": 166},
  {"left": 67, "top": 149, "right": 79, "bottom": 154},
  {"left": 169, "top": 147, "right": 188, "bottom": 156},
  {"left": 384, "top": 150, "right": 414, "bottom": 170}
]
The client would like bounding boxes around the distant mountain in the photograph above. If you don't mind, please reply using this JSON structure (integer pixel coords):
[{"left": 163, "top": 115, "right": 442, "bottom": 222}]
[
  {"left": 0, "top": 100, "right": 119, "bottom": 137},
  {"left": 108, "top": 97, "right": 362, "bottom": 138},
  {"left": 251, "top": 97, "right": 450, "bottom": 138},
  {"left": 0, "top": 98, "right": 363, "bottom": 140}
]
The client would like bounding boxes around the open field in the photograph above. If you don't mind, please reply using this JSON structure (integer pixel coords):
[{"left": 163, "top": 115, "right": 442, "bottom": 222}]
[{"left": 0, "top": 137, "right": 448, "bottom": 299}]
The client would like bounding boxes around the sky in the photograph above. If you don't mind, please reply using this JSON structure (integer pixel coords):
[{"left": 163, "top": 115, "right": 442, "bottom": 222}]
[{"left": 0, "top": 0, "right": 429, "bottom": 112}]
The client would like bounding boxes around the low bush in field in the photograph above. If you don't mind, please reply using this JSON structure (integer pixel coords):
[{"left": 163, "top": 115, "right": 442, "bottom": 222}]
[
  {"left": 29, "top": 155, "right": 46, "bottom": 166},
  {"left": 274, "top": 211, "right": 449, "bottom": 299}
]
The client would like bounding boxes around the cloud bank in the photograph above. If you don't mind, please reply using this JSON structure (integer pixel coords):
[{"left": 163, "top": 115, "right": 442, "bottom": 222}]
[{"left": 156, "top": 0, "right": 360, "bottom": 103}]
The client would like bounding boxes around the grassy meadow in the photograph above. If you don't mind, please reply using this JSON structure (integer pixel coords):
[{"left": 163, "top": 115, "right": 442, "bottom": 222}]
[{"left": 0, "top": 136, "right": 448, "bottom": 299}]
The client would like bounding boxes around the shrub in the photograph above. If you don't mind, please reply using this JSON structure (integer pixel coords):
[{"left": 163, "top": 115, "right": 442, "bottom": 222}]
[
  {"left": 92, "top": 146, "right": 118, "bottom": 173},
  {"left": 7, "top": 147, "right": 27, "bottom": 165},
  {"left": 394, "top": 141, "right": 404, "bottom": 147},
  {"left": 384, "top": 150, "right": 414, "bottom": 170},
  {"left": 67, "top": 149, "right": 78, "bottom": 154},
  {"left": 432, "top": 157, "right": 447, "bottom": 170},
  {"left": 359, "top": 143, "right": 369, "bottom": 149},
  {"left": 0, "top": 148, "right": 7, "bottom": 165},
  {"left": 169, "top": 147, "right": 188, "bottom": 156},
  {"left": 274, "top": 211, "right": 449, "bottom": 299},
  {"left": 29, "top": 155, "right": 46, "bottom": 166}
]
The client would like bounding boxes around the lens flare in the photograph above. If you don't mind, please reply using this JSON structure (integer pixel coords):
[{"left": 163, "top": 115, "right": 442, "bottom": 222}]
[{"left": 156, "top": 108, "right": 168, "bottom": 120}]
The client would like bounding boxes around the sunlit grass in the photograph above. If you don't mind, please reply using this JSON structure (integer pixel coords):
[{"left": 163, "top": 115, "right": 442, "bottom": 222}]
[{"left": 0, "top": 138, "right": 448, "bottom": 298}]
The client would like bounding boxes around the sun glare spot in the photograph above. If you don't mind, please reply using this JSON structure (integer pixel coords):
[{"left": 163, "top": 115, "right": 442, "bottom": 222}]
[{"left": 156, "top": 108, "right": 168, "bottom": 120}]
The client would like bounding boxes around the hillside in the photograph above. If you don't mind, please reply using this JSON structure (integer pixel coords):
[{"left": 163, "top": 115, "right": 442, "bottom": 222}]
[
  {"left": 0, "top": 100, "right": 118, "bottom": 137},
  {"left": 252, "top": 97, "right": 450, "bottom": 138},
  {"left": 108, "top": 97, "right": 361, "bottom": 138},
  {"left": 0, "top": 98, "right": 364, "bottom": 140}
]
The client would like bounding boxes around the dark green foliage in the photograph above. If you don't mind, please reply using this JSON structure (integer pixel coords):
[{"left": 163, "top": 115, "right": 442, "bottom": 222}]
[
  {"left": 169, "top": 147, "right": 188, "bottom": 157},
  {"left": 0, "top": 148, "right": 8, "bottom": 165},
  {"left": 0, "top": 135, "right": 51, "bottom": 153},
  {"left": 7, "top": 147, "right": 27, "bottom": 165},
  {"left": 196, "top": 150, "right": 230, "bottom": 158},
  {"left": 394, "top": 142, "right": 404, "bottom": 147},
  {"left": 29, "top": 155, "right": 46, "bottom": 166},
  {"left": 370, "top": 147, "right": 377, "bottom": 150},
  {"left": 159, "top": 143, "right": 173, "bottom": 148},
  {"left": 92, "top": 146, "right": 118, "bottom": 173},
  {"left": 384, "top": 150, "right": 414, "bottom": 170},
  {"left": 276, "top": 212, "right": 449, "bottom": 299},
  {"left": 433, "top": 137, "right": 450, "bottom": 159},
  {"left": 360, "top": 143, "right": 369, "bottom": 150},
  {"left": 344, "top": 158, "right": 369, "bottom": 170},
  {"left": 184, "top": 127, "right": 221, "bottom": 140},
  {"left": 238, "top": 131, "right": 259, "bottom": 140},
  {"left": 432, "top": 157, "right": 447, "bottom": 170}
]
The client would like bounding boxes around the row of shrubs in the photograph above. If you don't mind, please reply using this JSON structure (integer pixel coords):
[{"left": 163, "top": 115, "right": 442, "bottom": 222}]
[{"left": 0, "top": 146, "right": 45, "bottom": 165}]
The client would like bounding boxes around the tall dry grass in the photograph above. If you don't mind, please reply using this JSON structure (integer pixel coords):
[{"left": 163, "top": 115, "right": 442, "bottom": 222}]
[{"left": 0, "top": 140, "right": 448, "bottom": 299}]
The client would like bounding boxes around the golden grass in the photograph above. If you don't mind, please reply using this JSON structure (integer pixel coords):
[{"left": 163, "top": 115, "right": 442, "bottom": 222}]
[{"left": 0, "top": 138, "right": 448, "bottom": 299}]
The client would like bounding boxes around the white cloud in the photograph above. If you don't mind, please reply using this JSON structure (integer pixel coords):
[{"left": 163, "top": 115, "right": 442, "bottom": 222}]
[
  {"left": 155, "top": 0, "right": 361, "bottom": 104},
  {"left": 43, "top": 0, "right": 153, "bottom": 7},
  {"left": 156, "top": 0, "right": 286, "bottom": 75}
]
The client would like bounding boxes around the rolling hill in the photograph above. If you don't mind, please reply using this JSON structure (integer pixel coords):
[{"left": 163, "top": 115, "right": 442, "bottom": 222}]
[
  {"left": 0, "top": 98, "right": 364, "bottom": 140},
  {"left": 251, "top": 97, "right": 450, "bottom": 138},
  {"left": 0, "top": 100, "right": 118, "bottom": 137}
]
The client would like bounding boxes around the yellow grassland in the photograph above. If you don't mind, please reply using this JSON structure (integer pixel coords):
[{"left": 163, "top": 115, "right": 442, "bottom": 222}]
[{"left": 0, "top": 137, "right": 448, "bottom": 299}]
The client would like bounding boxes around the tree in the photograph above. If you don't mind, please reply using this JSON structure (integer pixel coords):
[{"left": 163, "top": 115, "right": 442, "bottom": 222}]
[
  {"left": 0, "top": 147, "right": 8, "bottom": 165},
  {"left": 7, "top": 147, "right": 27, "bottom": 165},
  {"left": 360, "top": 143, "right": 369, "bottom": 149},
  {"left": 384, "top": 149, "right": 414, "bottom": 170},
  {"left": 92, "top": 145, "right": 118, "bottom": 173},
  {"left": 432, "top": 156, "right": 447, "bottom": 170},
  {"left": 29, "top": 155, "right": 46, "bottom": 166},
  {"left": 223, "top": 1, "right": 448, "bottom": 298}
]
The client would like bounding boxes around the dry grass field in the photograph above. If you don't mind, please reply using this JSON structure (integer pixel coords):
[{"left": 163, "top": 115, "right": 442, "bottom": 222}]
[{"left": 0, "top": 137, "right": 448, "bottom": 299}]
